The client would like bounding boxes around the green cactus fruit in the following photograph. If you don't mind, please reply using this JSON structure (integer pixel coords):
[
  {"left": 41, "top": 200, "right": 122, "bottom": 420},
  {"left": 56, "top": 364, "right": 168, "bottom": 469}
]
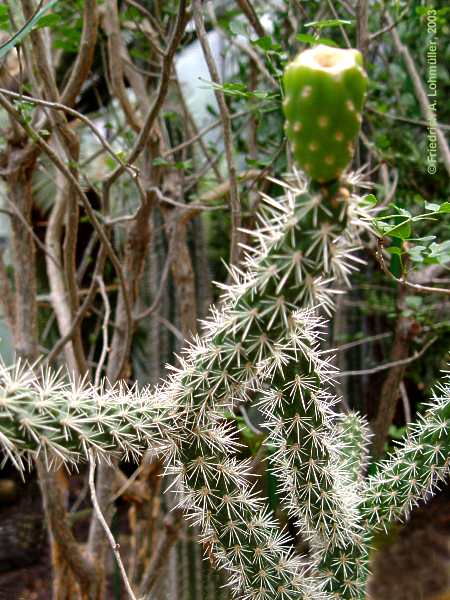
[{"left": 283, "top": 44, "right": 367, "bottom": 183}]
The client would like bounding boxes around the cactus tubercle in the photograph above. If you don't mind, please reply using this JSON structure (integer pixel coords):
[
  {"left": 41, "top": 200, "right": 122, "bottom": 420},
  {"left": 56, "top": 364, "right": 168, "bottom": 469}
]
[{"left": 283, "top": 45, "right": 367, "bottom": 183}]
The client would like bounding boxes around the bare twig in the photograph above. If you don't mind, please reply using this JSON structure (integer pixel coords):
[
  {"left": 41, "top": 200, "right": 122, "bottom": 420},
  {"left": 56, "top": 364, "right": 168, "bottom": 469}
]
[
  {"left": 193, "top": 0, "right": 241, "bottom": 266},
  {"left": 388, "top": 14, "right": 450, "bottom": 175},
  {"left": 36, "top": 460, "right": 97, "bottom": 596},
  {"left": 376, "top": 238, "right": 450, "bottom": 296},
  {"left": 95, "top": 275, "right": 111, "bottom": 387},
  {"left": 103, "top": 0, "right": 189, "bottom": 189},
  {"left": 102, "top": 0, "right": 142, "bottom": 132},
  {"left": 234, "top": 0, "right": 266, "bottom": 37},
  {"left": 0, "top": 247, "right": 15, "bottom": 335},
  {"left": 138, "top": 509, "right": 183, "bottom": 598},
  {"left": 88, "top": 454, "right": 138, "bottom": 600},
  {"left": 323, "top": 332, "right": 393, "bottom": 354},
  {"left": 0, "top": 93, "right": 134, "bottom": 362},
  {"left": 400, "top": 381, "right": 412, "bottom": 423},
  {"left": 356, "top": 0, "right": 369, "bottom": 57},
  {"left": 61, "top": 0, "right": 98, "bottom": 106},
  {"left": 0, "top": 88, "right": 137, "bottom": 174},
  {"left": 336, "top": 335, "right": 437, "bottom": 378}
]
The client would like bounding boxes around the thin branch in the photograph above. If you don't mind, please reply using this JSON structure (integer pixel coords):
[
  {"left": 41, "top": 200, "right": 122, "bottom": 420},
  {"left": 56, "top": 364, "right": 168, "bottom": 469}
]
[
  {"left": 0, "top": 93, "right": 133, "bottom": 367},
  {"left": 376, "top": 238, "right": 450, "bottom": 296},
  {"left": 322, "top": 332, "right": 393, "bottom": 354},
  {"left": 234, "top": 0, "right": 266, "bottom": 37},
  {"left": 103, "top": 0, "right": 189, "bottom": 189},
  {"left": 193, "top": 0, "right": 241, "bottom": 266},
  {"left": 162, "top": 109, "right": 249, "bottom": 158},
  {"left": 388, "top": 13, "right": 450, "bottom": 175},
  {"left": 0, "top": 88, "right": 137, "bottom": 174},
  {"left": 367, "top": 104, "right": 450, "bottom": 131},
  {"left": 138, "top": 509, "right": 183, "bottom": 598},
  {"left": 94, "top": 275, "right": 111, "bottom": 387},
  {"left": 61, "top": 0, "right": 98, "bottom": 106},
  {"left": 36, "top": 459, "right": 97, "bottom": 596},
  {"left": 88, "top": 454, "right": 138, "bottom": 600},
  {"left": 335, "top": 335, "right": 438, "bottom": 377},
  {"left": 400, "top": 381, "right": 412, "bottom": 423},
  {"left": 45, "top": 247, "right": 106, "bottom": 365},
  {"left": 356, "top": 0, "right": 369, "bottom": 57},
  {"left": 0, "top": 247, "right": 15, "bottom": 336},
  {"left": 102, "top": 0, "right": 142, "bottom": 132}
]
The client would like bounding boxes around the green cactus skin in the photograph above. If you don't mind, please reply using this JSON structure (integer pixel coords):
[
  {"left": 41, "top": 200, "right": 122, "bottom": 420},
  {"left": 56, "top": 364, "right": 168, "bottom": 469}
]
[
  {"left": 337, "top": 413, "right": 371, "bottom": 484},
  {"left": 364, "top": 376, "right": 450, "bottom": 532},
  {"left": 160, "top": 175, "right": 369, "bottom": 600},
  {"left": 0, "top": 363, "right": 173, "bottom": 470},
  {"left": 0, "top": 174, "right": 371, "bottom": 600},
  {"left": 283, "top": 45, "right": 367, "bottom": 183}
]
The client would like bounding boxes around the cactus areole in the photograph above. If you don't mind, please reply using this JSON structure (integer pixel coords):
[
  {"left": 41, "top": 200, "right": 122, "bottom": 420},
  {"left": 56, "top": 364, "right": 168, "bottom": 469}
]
[{"left": 283, "top": 45, "right": 367, "bottom": 183}]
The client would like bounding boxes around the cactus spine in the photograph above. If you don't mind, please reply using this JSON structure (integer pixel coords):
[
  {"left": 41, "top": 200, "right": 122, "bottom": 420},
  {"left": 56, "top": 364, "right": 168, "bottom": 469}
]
[{"left": 0, "top": 43, "right": 449, "bottom": 600}]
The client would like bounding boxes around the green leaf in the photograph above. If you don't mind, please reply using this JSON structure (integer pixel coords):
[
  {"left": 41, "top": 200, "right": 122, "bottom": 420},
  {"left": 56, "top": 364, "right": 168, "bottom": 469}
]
[
  {"left": 0, "top": 0, "right": 60, "bottom": 58},
  {"left": 424, "top": 201, "right": 450, "bottom": 214},
  {"left": 387, "top": 246, "right": 403, "bottom": 256},
  {"left": 364, "top": 193, "right": 378, "bottom": 206},
  {"left": 304, "top": 18, "right": 353, "bottom": 29},
  {"left": 34, "top": 13, "right": 60, "bottom": 29},
  {"left": 296, "top": 33, "right": 338, "bottom": 47},
  {"left": 252, "top": 35, "right": 281, "bottom": 52},
  {"left": 0, "top": 5, "right": 9, "bottom": 30},
  {"left": 384, "top": 219, "right": 412, "bottom": 240}
]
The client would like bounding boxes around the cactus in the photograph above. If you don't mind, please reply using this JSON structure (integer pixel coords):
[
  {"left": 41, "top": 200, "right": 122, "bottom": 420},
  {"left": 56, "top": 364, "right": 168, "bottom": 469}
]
[
  {"left": 0, "top": 360, "right": 174, "bottom": 470},
  {"left": 0, "top": 42, "right": 449, "bottom": 600},
  {"left": 0, "top": 172, "right": 371, "bottom": 600},
  {"left": 363, "top": 375, "right": 450, "bottom": 532},
  {"left": 283, "top": 45, "right": 367, "bottom": 182}
]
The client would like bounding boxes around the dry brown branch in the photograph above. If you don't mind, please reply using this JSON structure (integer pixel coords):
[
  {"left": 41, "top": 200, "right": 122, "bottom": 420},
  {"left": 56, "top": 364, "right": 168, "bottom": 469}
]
[
  {"left": 88, "top": 455, "right": 138, "bottom": 600},
  {"left": 94, "top": 275, "right": 111, "bottom": 387},
  {"left": 0, "top": 247, "right": 15, "bottom": 335},
  {"left": 387, "top": 14, "right": 450, "bottom": 176},
  {"left": 61, "top": 0, "right": 98, "bottom": 107},
  {"left": 193, "top": 0, "right": 241, "bottom": 266},
  {"left": 37, "top": 460, "right": 98, "bottom": 598},
  {"left": 376, "top": 238, "right": 450, "bottom": 296},
  {"left": 356, "top": 0, "right": 369, "bottom": 58},
  {"left": 0, "top": 93, "right": 134, "bottom": 364},
  {"left": 336, "top": 335, "right": 437, "bottom": 378},
  {"left": 102, "top": 0, "right": 142, "bottom": 132},
  {"left": 235, "top": 0, "right": 266, "bottom": 37},
  {"left": 45, "top": 167, "right": 80, "bottom": 373},
  {"left": 138, "top": 509, "right": 183, "bottom": 598},
  {"left": 0, "top": 88, "right": 137, "bottom": 173},
  {"left": 103, "top": 0, "right": 189, "bottom": 189},
  {"left": 45, "top": 247, "right": 107, "bottom": 366}
]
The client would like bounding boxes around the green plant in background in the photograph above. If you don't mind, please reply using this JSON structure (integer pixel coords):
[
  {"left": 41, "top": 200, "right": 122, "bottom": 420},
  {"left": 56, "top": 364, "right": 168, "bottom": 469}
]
[{"left": 1, "top": 44, "right": 450, "bottom": 600}]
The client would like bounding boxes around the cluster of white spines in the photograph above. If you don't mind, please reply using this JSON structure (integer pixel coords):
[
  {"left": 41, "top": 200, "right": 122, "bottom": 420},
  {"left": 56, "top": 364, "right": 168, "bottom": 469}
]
[
  {"left": 363, "top": 373, "right": 450, "bottom": 532},
  {"left": 0, "top": 359, "right": 173, "bottom": 470},
  {"left": 336, "top": 412, "right": 371, "bottom": 485},
  {"left": 160, "top": 352, "right": 328, "bottom": 599},
  {"left": 157, "top": 174, "right": 373, "bottom": 599},
  {"left": 0, "top": 173, "right": 380, "bottom": 600}
]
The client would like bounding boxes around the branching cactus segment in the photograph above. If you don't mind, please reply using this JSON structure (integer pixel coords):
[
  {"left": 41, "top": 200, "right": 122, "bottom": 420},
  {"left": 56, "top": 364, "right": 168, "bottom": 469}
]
[
  {"left": 157, "top": 175, "right": 372, "bottom": 599},
  {"left": 283, "top": 45, "right": 367, "bottom": 182},
  {"left": 364, "top": 374, "right": 450, "bottom": 532},
  {"left": 337, "top": 412, "right": 371, "bottom": 484},
  {"left": 0, "top": 360, "right": 173, "bottom": 470}
]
